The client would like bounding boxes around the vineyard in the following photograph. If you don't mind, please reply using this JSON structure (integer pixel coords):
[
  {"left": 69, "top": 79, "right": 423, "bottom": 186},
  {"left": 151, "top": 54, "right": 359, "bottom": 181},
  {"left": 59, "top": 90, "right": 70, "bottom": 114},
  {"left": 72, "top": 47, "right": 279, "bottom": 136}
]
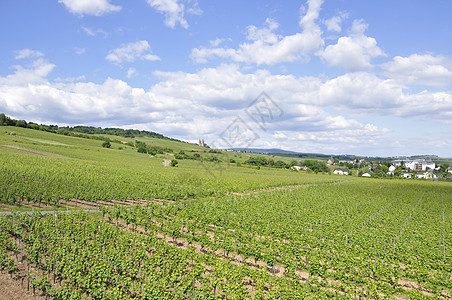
[{"left": 0, "top": 127, "right": 451, "bottom": 299}]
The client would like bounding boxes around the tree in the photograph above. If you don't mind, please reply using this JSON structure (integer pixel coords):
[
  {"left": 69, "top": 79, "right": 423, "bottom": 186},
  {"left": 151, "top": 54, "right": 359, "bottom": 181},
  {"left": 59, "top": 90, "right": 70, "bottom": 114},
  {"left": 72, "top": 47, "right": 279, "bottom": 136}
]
[
  {"left": 303, "top": 160, "right": 328, "bottom": 173},
  {"left": 289, "top": 160, "right": 298, "bottom": 167},
  {"left": 102, "top": 140, "right": 111, "bottom": 148},
  {"left": 171, "top": 160, "right": 178, "bottom": 167},
  {"left": 380, "top": 165, "right": 389, "bottom": 174},
  {"left": 15, "top": 120, "right": 27, "bottom": 128},
  {"left": 137, "top": 147, "right": 147, "bottom": 153}
]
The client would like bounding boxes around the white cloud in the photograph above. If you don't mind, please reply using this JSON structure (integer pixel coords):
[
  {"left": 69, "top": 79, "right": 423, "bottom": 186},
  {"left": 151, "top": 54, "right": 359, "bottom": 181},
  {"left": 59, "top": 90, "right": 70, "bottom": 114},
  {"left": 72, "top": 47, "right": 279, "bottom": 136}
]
[
  {"left": 54, "top": 75, "right": 86, "bottom": 82},
  {"left": 398, "top": 91, "right": 452, "bottom": 122},
  {"left": 319, "top": 72, "right": 403, "bottom": 111},
  {"left": 106, "top": 41, "right": 161, "bottom": 63},
  {"left": 146, "top": 0, "right": 202, "bottom": 29},
  {"left": 75, "top": 47, "right": 86, "bottom": 55},
  {"left": 191, "top": 0, "right": 324, "bottom": 65},
  {"left": 318, "top": 71, "right": 452, "bottom": 123},
  {"left": 323, "top": 12, "right": 348, "bottom": 32},
  {"left": 209, "top": 38, "right": 229, "bottom": 47},
  {"left": 14, "top": 49, "right": 43, "bottom": 59},
  {"left": 2, "top": 58, "right": 452, "bottom": 155},
  {"left": 320, "top": 19, "right": 386, "bottom": 71},
  {"left": 0, "top": 59, "right": 55, "bottom": 86},
  {"left": 126, "top": 68, "right": 138, "bottom": 78},
  {"left": 382, "top": 54, "right": 452, "bottom": 86},
  {"left": 81, "top": 26, "right": 108, "bottom": 37},
  {"left": 59, "top": 0, "right": 121, "bottom": 16}
]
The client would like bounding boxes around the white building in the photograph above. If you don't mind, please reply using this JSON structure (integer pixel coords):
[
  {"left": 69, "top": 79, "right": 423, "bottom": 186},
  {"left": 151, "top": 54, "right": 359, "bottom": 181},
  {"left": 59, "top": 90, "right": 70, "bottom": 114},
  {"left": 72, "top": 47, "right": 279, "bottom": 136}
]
[
  {"left": 401, "top": 173, "right": 412, "bottom": 179},
  {"left": 362, "top": 173, "right": 372, "bottom": 177},
  {"left": 292, "top": 165, "right": 307, "bottom": 171},
  {"left": 333, "top": 168, "right": 349, "bottom": 175},
  {"left": 424, "top": 161, "right": 436, "bottom": 170},
  {"left": 392, "top": 159, "right": 435, "bottom": 171},
  {"left": 415, "top": 172, "right": 426, "bottom": 179}
]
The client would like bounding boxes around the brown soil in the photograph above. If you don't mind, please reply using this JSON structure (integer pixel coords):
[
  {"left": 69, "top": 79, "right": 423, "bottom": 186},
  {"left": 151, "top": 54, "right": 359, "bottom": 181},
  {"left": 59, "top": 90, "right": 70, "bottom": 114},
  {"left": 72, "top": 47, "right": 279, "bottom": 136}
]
[
  {"left": 0, "top": 272, "right": 48, "bottom": 300},
  {"left": 0, "top": 238, "right": 57, "bottom": 300}
]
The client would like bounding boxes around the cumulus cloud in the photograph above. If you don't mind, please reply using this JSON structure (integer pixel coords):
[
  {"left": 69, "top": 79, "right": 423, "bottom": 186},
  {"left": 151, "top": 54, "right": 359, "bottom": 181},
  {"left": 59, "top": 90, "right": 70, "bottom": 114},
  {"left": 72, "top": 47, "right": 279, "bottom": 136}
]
[
  {"left": 320, "top": 19, "right": 386, "bottom": 71},
  {"left": 106, "top": 41, "right": 161, "bottom": 63},
  {"left": 2, "top": 57, "right": 452, "bottom": 156},
  {"left": 59, "top": 0, "right": 121, "bottom": 16},
  {"left": 146, "top": 0, "right": 202, "bottom": 29},
  {"left": 14, "top": 49, "right": 44, "bottom": 60},
  {"left": 0, "top": 59, "right": 55, "bottom": 86},
  {"left": 318, "top": 71, "right": 452, "bottom": 123},
  {"left": 269, "top": 105, "right": 388, "bottom": 154},
  {"left": 191, "top": 0, "right": 324, "bottom": 65},
  {"left": 319, "top": 72, "right": 403, "bottom": 111},
  {"left": 0, "top": 58, "right": 378, "bottom": 141},
  {"left": 398, "top": 91, "right": 452, "bottom": 122},
  {"left": 382, "top": 54, "right": 452, "bottom": 86},
  {"left": 323, "top": 12, "right": 348, "bottom": 32}
]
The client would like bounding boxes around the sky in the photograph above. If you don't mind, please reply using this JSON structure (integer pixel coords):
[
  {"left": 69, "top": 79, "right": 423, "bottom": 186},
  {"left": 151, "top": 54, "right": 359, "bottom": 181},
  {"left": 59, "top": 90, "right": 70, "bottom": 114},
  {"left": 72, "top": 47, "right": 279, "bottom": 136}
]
[{"left": 1, "top": 0, "right": 451, "bottom": 157}]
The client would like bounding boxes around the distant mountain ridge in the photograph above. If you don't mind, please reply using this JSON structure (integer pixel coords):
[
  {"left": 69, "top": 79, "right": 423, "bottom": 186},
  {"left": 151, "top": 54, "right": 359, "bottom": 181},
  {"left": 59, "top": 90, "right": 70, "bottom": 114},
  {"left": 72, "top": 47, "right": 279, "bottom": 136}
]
[
  {"left": 230, "top": 148, "right": 298, "bottom": 154},
  {"left": 230, "top": 147, "right": 448, "bottom": 162}
]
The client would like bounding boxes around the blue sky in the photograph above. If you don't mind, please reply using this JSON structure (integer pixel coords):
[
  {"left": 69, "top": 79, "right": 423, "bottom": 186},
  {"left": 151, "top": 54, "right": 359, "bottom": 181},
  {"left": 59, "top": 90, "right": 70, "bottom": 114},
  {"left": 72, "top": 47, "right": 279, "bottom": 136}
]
[{"left": 1, "top": 0, "right": 451, "bottom": 157}]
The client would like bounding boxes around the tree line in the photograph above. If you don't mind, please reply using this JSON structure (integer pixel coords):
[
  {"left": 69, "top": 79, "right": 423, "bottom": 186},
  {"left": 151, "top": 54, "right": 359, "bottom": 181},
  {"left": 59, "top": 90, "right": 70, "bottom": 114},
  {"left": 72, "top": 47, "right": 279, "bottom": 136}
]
[{"left": 0, "top": 113, "right": 176, "bottom": 141}]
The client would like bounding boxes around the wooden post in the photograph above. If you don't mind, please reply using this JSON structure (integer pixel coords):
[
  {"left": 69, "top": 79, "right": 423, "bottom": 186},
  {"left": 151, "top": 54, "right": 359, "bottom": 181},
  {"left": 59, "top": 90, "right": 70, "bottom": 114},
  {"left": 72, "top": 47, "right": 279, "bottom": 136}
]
[
  {"left": 20, "top": 239, "right": 23, "bottom": 261},
  {"left": 53, "top": 254, "right": 56, "bottom": 284}
]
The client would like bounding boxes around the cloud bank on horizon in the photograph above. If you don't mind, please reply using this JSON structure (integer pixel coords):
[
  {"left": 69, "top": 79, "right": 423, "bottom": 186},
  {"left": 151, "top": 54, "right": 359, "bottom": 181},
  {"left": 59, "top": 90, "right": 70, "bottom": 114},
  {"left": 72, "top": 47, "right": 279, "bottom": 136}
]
[{"left": 0, "top": 0, "right": 451, "bottom": 156}]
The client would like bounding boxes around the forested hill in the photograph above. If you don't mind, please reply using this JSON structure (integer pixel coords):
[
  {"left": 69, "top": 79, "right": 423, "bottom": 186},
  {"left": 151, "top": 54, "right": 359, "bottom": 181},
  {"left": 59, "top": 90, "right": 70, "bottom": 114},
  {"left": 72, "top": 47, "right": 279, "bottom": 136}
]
[{"left": 0, "top": 113, "right": 178, "bottom": 141}]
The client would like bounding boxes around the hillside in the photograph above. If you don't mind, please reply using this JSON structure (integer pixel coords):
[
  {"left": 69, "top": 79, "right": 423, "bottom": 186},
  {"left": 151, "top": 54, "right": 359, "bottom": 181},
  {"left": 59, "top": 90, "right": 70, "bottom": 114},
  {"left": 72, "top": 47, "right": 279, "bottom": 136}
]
[{"left": 0, "top": 119, "right": 451, "bottom": 300}]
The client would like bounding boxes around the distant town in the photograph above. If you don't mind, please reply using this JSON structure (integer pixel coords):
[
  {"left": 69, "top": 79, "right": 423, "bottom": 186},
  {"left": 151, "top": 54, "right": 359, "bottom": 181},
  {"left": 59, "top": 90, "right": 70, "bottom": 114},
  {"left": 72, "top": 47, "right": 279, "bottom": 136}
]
[{"left": 293, "top": 157, "right": 452, "bottom": 181}]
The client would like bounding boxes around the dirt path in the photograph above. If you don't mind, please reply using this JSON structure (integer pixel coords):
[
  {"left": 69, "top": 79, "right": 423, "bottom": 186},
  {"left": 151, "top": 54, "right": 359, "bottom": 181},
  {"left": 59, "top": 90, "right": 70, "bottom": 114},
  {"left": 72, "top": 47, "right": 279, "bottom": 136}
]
[{"left": 0, "top": 145, "right": 49, "bottom": 156}]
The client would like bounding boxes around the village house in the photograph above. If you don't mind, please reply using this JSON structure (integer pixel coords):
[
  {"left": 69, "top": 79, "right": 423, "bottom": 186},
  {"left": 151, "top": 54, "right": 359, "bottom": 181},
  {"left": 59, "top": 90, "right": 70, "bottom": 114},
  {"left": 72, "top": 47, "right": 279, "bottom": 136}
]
[
  {"left": 387, "top": 165, "right": 396, "bottom": 175},
  {"left": 391, "top": 159, "right": 435, "bottom": 171},
  {"left": 401, "top": 173, "right": 412, "bottom": 179},
  {"left": 425, "top": 169, "right": 437, "bottom": 179},
  {"left": 415, "top": 172, "right": 426, "bottom": 179},
  {"left": 333, "top": 168, "right": 349, "bottom": 175},
  {"left": 292, "top": 165, "right": 307, "bottom": 171}
]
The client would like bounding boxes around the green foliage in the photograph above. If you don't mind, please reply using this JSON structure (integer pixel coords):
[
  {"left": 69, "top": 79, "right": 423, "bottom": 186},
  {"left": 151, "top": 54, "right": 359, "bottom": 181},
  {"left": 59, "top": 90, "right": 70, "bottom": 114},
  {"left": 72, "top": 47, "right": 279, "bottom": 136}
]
[
  {"left": 102, "top": 140, "right": 111, "bottom": 148},
  {"left": 1, "top": 179, "right": 448, "bottom": 299},
  {"left": 0, "top": 113, "right": 175, "bottom": 140},
  {"left": 302, "top": 160, "right": 328, "bottom": 173},
  {"left": 171, "top": 159, "right": 178, "bottom": 167},
  {"left": 137, "top": 147, "right": 147, "bottom": 153}
]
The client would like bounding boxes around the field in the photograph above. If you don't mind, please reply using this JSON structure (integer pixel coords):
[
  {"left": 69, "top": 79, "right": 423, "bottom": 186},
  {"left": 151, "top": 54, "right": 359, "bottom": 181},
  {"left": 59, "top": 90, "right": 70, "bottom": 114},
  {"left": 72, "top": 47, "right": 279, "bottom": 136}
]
[{"left": 0, "top": 127, "right": 451, "bottom": 299}]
